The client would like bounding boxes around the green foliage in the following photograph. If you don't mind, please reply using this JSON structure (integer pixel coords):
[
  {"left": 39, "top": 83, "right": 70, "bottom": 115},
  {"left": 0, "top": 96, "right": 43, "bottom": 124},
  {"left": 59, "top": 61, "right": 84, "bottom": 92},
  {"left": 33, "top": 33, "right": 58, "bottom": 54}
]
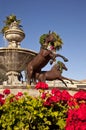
[
  {"left": 3, "top": 15, "right": 21, "bottom": 26},
  {"left": 0, "top": 92, "right": 67, "bottom": 130},
  {"left": 39, "top": 34, "right": 48, "bottom": 45},
  {"left": 39, "top": 31, "right": 63, "bottom": 51},
  {"left": 57, "top": 61, "right": 63, "bottom": 73},
  {"left": 52, "top": 32, "right": 63, "bottom": 50},
  {"left": 0, "top": 14, "right": 21, "bottom": 34}
]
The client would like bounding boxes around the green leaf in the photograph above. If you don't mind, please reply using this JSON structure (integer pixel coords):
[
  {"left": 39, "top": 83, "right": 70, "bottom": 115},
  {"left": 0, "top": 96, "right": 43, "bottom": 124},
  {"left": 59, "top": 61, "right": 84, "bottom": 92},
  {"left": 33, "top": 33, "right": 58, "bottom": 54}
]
[
  {"left": 38, "top": 113, "right": 43, "bottom": 118},
  {"left": 45, "top": 120, "right": 51, "bottom": 125}
]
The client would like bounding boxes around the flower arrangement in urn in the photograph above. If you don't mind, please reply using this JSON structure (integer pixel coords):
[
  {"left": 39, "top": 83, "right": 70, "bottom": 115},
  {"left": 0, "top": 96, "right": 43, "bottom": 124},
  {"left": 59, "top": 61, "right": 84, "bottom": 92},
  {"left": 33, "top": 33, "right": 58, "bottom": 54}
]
[
  {"left": 0, "top": 14, "right": 21, "bottom": 34},
  {"left": 39, "top": 31, "right": 63, "bottom": 51},
  {"left": 0, "top": 14, "right": 25, "bottom": 48}
]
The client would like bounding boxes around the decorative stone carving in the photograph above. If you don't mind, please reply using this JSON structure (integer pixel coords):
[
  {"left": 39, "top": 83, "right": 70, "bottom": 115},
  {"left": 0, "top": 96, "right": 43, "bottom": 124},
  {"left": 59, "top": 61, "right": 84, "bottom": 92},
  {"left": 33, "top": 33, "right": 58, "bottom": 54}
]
[{"left": 4, "top": 21, "right": 25, "bottom": 48}]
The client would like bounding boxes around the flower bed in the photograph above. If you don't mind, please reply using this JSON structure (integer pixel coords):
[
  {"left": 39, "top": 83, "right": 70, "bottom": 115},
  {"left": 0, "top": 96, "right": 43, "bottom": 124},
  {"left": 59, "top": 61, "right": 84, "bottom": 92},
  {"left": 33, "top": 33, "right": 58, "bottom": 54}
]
[{"left": 0, "top": 82, "right": 86, "bottom": 130}]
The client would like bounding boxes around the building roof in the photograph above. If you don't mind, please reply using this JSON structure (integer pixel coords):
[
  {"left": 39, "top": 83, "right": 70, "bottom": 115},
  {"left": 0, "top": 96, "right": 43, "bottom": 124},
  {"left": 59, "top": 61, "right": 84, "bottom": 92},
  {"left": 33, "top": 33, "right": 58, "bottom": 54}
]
[{"left": 79, "top": 79, "right": 86, "bottom": 83}]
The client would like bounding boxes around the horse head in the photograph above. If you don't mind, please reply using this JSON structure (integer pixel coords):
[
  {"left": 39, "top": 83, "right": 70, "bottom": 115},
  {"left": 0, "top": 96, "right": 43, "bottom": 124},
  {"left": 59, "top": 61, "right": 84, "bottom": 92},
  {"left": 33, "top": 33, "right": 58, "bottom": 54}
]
[
  {"left": 57, "top": 61, "right": 68, "bottom": 73},
  {"left": 45, "top": 31, "right": 55, "bottom": 44}
]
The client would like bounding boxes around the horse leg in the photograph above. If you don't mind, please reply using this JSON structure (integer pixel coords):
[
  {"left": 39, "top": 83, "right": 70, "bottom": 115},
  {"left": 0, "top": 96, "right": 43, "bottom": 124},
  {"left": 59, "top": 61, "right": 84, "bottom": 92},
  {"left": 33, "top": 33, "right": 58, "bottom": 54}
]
[
  {"left": 27, "top": 76, "right": 31, "bottom": 85},
  {"left": 38, "top": 74, "right": 46, "bottom": 82},
  {"left": 57, "top": 77, "right": 68, "bottom": 87},
  {"left": 27, "top": 68, "right": 33, "bottom": 85},
  {"left": 32, "top": 77, "right": 37, "bottom": 85},
  {"left": 56, "top": 54, "right": 68, "bottom": 62},
  {"left": 60, "top": 76, "right": 73, "bottom": 84}
]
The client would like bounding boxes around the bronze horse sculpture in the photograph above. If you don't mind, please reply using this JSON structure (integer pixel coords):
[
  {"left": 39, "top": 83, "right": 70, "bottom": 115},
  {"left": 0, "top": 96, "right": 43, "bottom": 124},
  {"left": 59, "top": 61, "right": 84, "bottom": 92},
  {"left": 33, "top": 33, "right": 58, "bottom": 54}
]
[
  {"left": 27, "top": 48, "right": 68, "bottom": 84},
  {"left": 34, "top": 62, "right": 73, "bottom": 87},
  {"left": 27, "top": 32, "right": 68, "bottom": 84}
]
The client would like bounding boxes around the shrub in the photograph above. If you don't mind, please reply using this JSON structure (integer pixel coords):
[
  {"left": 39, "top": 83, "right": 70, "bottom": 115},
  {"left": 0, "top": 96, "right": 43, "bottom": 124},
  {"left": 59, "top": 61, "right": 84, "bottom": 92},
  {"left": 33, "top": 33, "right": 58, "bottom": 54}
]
[{"left": 0, "top": 82, "right": 86, "bottom": 130}]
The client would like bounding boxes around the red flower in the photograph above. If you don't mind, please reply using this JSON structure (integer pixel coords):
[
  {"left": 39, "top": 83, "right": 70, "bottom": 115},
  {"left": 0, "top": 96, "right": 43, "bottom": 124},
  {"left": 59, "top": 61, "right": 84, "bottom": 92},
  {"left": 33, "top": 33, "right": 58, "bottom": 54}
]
[
  {"left": 77, "top": 103, "right": 86, "bottom": 120},
  {"left": 49, "top": 95, "right": 59, "bottom": 103},
  {"left": 74, "top": 90, "right": 86, "bottom": 100},
  {"left": 0, "top": 94, "right": 4, "bottom": 98},
  {"left": 14, "top": 92, "right": 23, "bottom": 100},
  {"left": 43, "top": 98, "right": 51, "bottom": 106},
  {"left": 35, "top": 82, "right": 48, "bottom": 90},
  {"left": 51, "top": 88, "right": 61, "bottom": 95},
  {"left": 66, "top": 109, "right": 78, "bottom": 130},
  {"left": 3, "top": 89, "right": 10, "bottom": 95},
  {"left": 51, "top": 88, "right": 61, "bottom": 96},
  {"left": 66, "top": 102, "right": 86, "bottom": 130},
  {"left": 79, "top": 122, "right": 86, "bottom": 130},
  {"left": 41, "top": 92, "right": 47, "bottom": 99},
  {"left": 0, "top": 98, "right": 5, "bottom": 105},
  {"left": 66, "top": 125, "right": 75, "bottom": 130},
  {"left": 15, "top": 95, "right": 19, "bottom": 100},
  {"left": 16, "top": 92, "right": 23, "bottom": 97},
  {"left": 61, "top": 90, "right": 72, "bottom": 101},
  {"left": 10, "top": 98, "right": 14, "bottom": 102},
  {"left": 66, "top": 118, "right": 86, "bottom": 130},
  {"left": 68, "top": 99, "right": 78, "bottom": 107}
]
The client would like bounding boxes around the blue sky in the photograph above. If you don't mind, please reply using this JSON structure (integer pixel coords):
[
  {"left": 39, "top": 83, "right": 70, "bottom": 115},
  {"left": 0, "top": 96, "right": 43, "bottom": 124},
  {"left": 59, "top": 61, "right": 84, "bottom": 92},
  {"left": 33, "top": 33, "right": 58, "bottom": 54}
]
[{"left": 0, "top": 0, "right": 86, "bottom": 80}]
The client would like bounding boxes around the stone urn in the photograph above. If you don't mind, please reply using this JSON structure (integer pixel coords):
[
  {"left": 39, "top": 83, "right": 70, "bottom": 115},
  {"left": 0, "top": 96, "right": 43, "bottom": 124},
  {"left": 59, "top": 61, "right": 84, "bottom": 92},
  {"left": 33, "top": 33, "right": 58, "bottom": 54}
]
[{"left": 4, "top": 21, "right": 25, "bottom": 48}]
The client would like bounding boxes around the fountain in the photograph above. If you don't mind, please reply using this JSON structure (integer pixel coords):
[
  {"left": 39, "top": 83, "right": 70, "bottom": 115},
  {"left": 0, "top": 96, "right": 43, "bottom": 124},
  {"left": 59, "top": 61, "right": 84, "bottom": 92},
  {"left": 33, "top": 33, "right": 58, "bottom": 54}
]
[
  {"left": 0, "top": 16, "right": 85, "bottom": 96},
  {"left": 0, "top": 21, "right": 37, "bottom": 86}
]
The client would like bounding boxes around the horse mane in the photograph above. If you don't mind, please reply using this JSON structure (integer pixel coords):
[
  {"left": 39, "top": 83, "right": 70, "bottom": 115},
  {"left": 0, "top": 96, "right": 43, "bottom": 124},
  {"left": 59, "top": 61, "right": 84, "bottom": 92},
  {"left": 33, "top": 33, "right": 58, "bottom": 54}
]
[
  {"left": 57, "top": 61, "right": 65, "bottom": 73},
  {"left": 51, "top": 61, "right": 64, "bottom": 73}
]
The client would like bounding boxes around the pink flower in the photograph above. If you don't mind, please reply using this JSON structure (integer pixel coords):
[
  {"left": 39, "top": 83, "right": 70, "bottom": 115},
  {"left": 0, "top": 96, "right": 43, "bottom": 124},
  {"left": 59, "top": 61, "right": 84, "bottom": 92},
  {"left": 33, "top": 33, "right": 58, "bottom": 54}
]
[{"left": 3, "top": 89, "right": 10, "bottom": 95}]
